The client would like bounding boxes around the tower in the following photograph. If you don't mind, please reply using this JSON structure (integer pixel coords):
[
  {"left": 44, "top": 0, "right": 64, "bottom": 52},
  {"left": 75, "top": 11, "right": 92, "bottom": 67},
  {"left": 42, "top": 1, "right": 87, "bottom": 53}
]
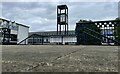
[{"left": 57, "top": 5, "right": 68, "bottom": 35}]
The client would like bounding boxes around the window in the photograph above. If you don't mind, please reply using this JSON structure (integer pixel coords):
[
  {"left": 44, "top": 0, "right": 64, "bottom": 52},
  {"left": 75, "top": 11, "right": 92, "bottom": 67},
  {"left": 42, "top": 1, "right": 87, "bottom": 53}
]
[
  {"left": 46, "top": 39, "right": 49, "bottom": 42},
  {"left": 61, "top": 10, "right": 65, "bottom": 13},
  {"left": 60, "top": 15, "right": 65, "bottom": 22}
]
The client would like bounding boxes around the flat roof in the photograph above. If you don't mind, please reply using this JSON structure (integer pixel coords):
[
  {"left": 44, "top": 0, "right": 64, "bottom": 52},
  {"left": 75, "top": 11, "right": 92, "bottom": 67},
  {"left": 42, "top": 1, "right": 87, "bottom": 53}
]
[
  {"left": 29, "top": 30, "right": 75, "bottom": 36},
  {"left": 0, "top": 18, "right": 29, "bottom": 28},
  {"left": 76, "top": 20, "right": 120, "bottom": 24},
  {"left": 57, "top": 5, "right": 68, "bottom": 9}
]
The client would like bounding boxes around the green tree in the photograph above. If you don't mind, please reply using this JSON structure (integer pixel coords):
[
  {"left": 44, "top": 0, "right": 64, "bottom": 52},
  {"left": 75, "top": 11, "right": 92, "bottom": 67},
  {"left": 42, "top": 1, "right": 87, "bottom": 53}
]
[
  {"left": 115, "top": 17, "right": 120, "bottom": 20},
  {"left": 78, "top": 19, "right": 92, "bottom": 23},
  {"left": 115, "top": 17, "right": 120, "bottom": 44}
]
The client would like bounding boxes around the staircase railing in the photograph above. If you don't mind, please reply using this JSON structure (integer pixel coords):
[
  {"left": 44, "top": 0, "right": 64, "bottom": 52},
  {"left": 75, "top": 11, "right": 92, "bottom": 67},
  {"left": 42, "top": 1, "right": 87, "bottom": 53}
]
[
  {"left": 17, "top": 34, "right": 44, "bottom": 45},
  {"left": 17, "top": 34, "right": 33, "bottom": 45},
  {"left": 84, "top": 27, "right": 120, "bottom": 45}
]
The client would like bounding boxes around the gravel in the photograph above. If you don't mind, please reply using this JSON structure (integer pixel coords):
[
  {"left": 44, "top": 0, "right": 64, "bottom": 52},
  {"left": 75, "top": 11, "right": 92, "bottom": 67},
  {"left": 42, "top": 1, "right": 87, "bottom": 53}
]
[{"left": 2, "top": 45, "right": 118, "bottom": 72}]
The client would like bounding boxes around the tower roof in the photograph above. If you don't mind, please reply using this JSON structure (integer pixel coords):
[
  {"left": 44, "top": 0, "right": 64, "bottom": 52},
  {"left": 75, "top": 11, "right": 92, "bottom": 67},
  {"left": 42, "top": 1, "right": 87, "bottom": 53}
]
[{"left": 57, "top": 5, "right": 68, "bottom": 9}]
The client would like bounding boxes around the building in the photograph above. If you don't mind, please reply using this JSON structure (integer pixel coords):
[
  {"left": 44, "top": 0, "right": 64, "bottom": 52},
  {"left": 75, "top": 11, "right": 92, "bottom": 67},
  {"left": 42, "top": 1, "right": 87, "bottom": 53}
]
[
  {"left": 57, "top": 5, "right": 68, "bottom": 35},
  {"left": 25, "top": 20, "right": 119, "bottom": 45},
  {"left": 100, "top": 26, "right": 115, "bottom": 45},
  {"left": 17, "top": 4, "right": 120, "bottom": 45},
  {"left": 28, "top": 30, "right": 76, "bottom": 45},
  {"left": 26, "top": 5, "right": 75, "bottom": 45},
  {"left": 75, "top": 20, "right": 120, "bottom": 45},
  {"left": 0, "top": 18, "right": 29, "bottom": 44},
  {"left": 75, "top": 22, "right": 101, "bottom": 45},
  {"left": 12, "top": 5, "right": 77, "bottom": 45}
]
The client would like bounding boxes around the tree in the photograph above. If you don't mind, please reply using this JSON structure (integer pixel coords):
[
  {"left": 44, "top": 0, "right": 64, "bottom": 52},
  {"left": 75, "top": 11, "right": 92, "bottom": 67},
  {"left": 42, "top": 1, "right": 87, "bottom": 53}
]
[
  {"left": 115, "top": 17, "right": 120, "bottom": 20},
  {"left": 115, "top": 17, "right": 120, "bottom": 44},
  {"left": 78, "top": 19, "right": 92, "bottom": 23}
]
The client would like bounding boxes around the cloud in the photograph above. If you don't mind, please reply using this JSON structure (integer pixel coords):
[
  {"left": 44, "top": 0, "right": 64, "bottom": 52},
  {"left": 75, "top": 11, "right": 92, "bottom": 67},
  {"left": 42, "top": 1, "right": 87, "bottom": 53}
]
[
  {"left": 66, "top": 2, "right": 118, "bottom": 30},
  {"left": 1, "top": 2, "right": 118, "bottom": 32},
  {"left": 1, "top": 0, "right": 119, "bottom": 2},
  {"left": 0, "top": 3, "right": 2, "bottom": 17}
]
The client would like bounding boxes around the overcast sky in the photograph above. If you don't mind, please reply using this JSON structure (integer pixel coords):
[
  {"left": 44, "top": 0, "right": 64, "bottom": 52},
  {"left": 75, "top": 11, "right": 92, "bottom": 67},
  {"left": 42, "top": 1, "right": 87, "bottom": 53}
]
[{"left": 0, "top": 2, "right": 118, "bottom": 32}]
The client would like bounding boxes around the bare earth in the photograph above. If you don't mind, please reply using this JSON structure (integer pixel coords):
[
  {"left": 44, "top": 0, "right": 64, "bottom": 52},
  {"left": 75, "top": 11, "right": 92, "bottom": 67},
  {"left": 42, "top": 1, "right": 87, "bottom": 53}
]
[{"left": 2, "top": 45, "right": 118, "bottom": 72}]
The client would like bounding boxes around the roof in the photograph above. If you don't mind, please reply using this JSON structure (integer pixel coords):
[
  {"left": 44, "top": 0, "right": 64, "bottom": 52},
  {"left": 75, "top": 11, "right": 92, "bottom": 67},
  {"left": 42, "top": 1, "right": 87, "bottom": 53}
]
[
  {"left": 57, "top": 5, "right": 68, "bottom": 9},
  {"left": 76, "top": 20, "right": 120, "bottom": 24},
  {"left": 0, "top": 18, "right": 29, "bottom": 28},
  {"left": 29, "top": 30, "right": 75, "bottom": 36}
]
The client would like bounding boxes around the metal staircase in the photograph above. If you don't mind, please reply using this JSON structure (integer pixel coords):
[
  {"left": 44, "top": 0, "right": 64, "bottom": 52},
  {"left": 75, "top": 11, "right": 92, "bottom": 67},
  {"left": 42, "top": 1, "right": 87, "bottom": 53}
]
[
  {"left": 83, "top": 27, "right": 120, "bottom": 45},
  {"left": 17, "top": 34, "right": 44, "bottom": 45},
  {"left": 75, "top": 20, "right": 120, "bottom": 45}
]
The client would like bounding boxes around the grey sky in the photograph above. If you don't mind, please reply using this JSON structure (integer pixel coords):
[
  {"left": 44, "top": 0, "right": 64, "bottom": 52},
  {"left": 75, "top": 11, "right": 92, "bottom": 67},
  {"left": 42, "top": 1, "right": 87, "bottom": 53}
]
[{"left": 1, "top": 2, "right": 118, "bottom": 32}]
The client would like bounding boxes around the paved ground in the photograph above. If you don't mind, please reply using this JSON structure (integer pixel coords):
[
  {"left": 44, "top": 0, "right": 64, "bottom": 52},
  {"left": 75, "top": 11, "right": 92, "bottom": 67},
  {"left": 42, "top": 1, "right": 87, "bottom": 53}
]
[{"left": 2, "top": 45, "right": 119, "bottom": 72}]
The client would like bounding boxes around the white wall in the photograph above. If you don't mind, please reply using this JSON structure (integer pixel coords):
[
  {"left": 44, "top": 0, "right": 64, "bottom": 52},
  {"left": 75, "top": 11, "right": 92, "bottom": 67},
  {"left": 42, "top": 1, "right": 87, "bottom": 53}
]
[
  {"left": 44, "top": 37, "right": 50, "bottom": 42},
  {"left": 63, "top": 36, "right": 76, "bottom": 44},
  {"left": 17, "top": 26, "right": 29, "bottom": 44},
  {"left": 50, "top": 37, "right": 62, "bottom": 43},
  {"left": 11, "top": 30, "right": 17, "bottom": 35},
  {"left": 50, "top": 36, "right": 77, "bottom": 44}
]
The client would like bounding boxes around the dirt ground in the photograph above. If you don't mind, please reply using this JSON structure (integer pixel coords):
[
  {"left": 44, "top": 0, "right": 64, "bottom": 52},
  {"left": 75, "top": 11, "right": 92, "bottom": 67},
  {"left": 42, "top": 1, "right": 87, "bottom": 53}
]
[{"left": 2, "top": 45, "right": 119, "bottom": 72}]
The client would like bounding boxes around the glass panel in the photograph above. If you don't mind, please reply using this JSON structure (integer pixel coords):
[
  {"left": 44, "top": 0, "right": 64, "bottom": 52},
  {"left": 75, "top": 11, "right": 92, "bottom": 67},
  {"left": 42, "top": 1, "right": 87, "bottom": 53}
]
[
  {"left": 60, "top": 15, "right": 65, "bottom": 22},
  {"left": 58, "top": 9, "right": 60, "bottom": 14},
  {"left": 61, "top": 10, "right": 65, "bottom": 13}
]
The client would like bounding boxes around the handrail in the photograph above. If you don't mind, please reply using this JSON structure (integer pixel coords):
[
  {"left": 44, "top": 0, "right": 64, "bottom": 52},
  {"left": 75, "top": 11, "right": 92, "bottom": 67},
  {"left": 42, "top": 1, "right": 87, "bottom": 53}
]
[
  {"left": 83, "top": 31, "right": 102, "bottom": 41},
  {"left": 83, "top": 31, "right": 112, "bottom": 45},
  {"left": 17, "top": 34, "right": 44, "bottom": 45},
  {"left": 84, "top": 27, "right": 120, "bottom": 45},
  {"left": 17, "top": 34, "right": 33, "bottom": 45}
]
